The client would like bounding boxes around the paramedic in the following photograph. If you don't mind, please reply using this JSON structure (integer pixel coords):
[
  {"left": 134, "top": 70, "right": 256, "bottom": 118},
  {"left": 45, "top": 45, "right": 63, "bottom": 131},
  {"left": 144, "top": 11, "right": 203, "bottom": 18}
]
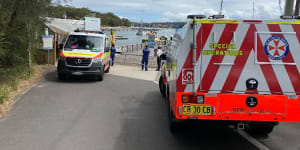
[
  {"left": 141, "top": 45, "right": 150, "bottom": 71},
  {"left": 110, "top": 44, "right": 116, "bottom": 66}
]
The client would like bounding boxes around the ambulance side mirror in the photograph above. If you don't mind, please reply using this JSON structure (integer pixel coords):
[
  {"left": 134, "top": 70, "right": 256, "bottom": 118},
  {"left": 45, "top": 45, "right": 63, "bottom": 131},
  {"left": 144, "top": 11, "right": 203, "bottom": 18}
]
[{"left": 59, "top": 43, "right": 64, "bottom": 49}]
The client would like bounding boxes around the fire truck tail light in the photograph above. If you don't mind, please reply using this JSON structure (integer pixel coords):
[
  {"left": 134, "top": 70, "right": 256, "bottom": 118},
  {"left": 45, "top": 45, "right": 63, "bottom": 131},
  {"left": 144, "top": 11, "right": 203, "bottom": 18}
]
[{"left": 182, "top": 95, "right": 205, "bottom": 104}]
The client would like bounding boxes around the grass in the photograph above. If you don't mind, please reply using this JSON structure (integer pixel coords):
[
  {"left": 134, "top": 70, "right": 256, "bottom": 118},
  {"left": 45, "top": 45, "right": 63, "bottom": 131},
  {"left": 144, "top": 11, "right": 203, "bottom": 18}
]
[{"left": 0, "top": 65, "right": 33, "bottom": 104}]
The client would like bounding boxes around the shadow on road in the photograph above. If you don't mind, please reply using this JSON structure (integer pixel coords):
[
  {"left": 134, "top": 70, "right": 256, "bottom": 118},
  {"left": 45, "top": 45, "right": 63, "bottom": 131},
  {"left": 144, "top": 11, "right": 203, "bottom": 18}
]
[
  {"left": 113, "top": 91, "right": 258, "bottom": 150},
  {"left": 43, "top": 70, "right": 100, "bottom": 83}
]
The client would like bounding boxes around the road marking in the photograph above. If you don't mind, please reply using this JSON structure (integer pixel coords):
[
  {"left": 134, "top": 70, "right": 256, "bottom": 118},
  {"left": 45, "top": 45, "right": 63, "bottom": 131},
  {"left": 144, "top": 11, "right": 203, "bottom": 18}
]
[
  {"left": 37, "top": 84, "right": 47, "bottom": 88},
  {"left": 153, "top": 81, "right": 159, "bottom": 84},
  {"left": 238, "top": 130, "right": 270, "bottom": 150}
]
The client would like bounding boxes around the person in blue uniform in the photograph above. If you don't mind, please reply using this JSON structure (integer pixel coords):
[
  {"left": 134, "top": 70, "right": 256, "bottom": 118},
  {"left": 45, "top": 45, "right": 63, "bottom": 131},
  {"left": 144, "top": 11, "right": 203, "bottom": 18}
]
[
  {"left": 141, "top": 45, "right": 150, "bottom": 71},
  {"left": 110, "top": 44, "right": 116, "bottom": 66}
]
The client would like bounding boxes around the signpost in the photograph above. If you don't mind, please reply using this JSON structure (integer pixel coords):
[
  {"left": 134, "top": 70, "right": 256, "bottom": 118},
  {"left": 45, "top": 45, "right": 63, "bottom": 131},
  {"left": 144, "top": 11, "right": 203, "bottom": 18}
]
[
  {"left": 85, "top": 17, "right": 101, "bottom": 32},
  {"left": 42, "top": 35, "right": 53, "bottom": 65},
  {"left": 148, "top": 33, "right": 156, "bottom": 56}
]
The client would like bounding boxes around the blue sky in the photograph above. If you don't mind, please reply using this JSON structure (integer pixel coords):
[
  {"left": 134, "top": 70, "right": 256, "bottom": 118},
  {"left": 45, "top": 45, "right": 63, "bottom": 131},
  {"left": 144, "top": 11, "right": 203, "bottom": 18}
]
[{"left": 63, "top": 0, "right": 286, "bottom": 22}]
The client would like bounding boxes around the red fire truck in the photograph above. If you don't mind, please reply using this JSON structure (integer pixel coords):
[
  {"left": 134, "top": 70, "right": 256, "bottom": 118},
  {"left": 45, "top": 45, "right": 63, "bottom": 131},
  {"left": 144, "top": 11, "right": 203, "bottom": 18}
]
[{"left": 159, "top": 15, "right": 300, "bottom": 135}]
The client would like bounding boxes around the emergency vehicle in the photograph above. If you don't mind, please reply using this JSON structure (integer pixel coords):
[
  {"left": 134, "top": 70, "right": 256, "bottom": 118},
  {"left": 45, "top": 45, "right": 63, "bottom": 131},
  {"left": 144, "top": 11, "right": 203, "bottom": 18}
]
[
  {"left": 57, "top": 17, "right": 111, "bottom": 81},
  {"left": 159, "top": 15, "right": 300, "bottom": 135},
  {"left": 57, "top": 31, "right": 111, "bottom": 81}
]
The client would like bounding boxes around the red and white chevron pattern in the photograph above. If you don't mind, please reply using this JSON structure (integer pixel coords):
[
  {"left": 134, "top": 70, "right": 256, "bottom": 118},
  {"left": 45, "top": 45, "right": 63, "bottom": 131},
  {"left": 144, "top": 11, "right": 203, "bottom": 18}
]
[{"left": 175, "top": 21, "right": 300, "bottom": 95}]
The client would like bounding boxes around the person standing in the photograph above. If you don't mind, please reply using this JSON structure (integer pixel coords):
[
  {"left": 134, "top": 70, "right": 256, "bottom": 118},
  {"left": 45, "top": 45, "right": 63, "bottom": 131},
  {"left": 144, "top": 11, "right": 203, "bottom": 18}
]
[
  {"left": 110, "top": 44, "right": 116, "bottom": 66},
  {"left": 141, "top": 45, "right": 150, "bottom": 71},
  {"left": 156, "top": 46, "right": 163, "bottom": 71}
]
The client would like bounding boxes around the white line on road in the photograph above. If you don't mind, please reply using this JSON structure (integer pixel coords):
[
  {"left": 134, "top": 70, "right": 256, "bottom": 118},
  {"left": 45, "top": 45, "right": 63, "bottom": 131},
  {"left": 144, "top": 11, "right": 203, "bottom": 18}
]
[{"left": 238, "top": 130, "right": 270, "bottom": 150}]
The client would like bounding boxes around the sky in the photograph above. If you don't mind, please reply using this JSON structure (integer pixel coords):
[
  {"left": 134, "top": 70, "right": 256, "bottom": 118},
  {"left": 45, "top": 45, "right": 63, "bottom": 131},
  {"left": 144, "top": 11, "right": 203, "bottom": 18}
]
[{"left": 63, "top": 0, "right": 286, "bottom": 22}]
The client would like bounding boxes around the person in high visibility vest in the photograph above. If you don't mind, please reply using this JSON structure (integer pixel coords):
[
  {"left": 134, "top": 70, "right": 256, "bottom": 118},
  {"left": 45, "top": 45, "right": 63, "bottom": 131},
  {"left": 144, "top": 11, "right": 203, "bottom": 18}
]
[
  {"left": 110, "top": 44, "right": 116, "bottom": 66},
  {"left": 141, "top": 45, "right": 150, "bottom": 71}
]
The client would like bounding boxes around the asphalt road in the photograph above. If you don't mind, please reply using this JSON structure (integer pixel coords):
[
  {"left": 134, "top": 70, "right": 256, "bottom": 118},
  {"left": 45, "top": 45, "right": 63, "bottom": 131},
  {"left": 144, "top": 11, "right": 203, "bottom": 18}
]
[{"left": 0, "top": 68, "right": 299, "bottom": 150}]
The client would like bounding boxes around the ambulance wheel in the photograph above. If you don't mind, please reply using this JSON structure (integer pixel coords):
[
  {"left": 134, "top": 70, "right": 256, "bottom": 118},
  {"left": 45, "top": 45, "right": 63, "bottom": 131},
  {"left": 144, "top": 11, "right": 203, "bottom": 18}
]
[
  {"left": 57, "top": 73, "right": 66, "bottom": 81},
  {"left": 245, "top": 123, "right": 275, "bottom": 136},
  {"left": 159, "top": 76, "right": 166, "bottom": 98},
  {"left": 169, "top": 104, "right": 182, "bottom": 133},
  {"left": 97, "top": 68, "right": 104, "bottom": 81}
]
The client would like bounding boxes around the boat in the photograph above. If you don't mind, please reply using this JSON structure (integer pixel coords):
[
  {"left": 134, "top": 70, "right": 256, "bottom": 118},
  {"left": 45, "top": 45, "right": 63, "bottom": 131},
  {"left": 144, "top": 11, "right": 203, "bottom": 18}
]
[{"left": 136, "top": 28, "right": 144, "bottom": 36}]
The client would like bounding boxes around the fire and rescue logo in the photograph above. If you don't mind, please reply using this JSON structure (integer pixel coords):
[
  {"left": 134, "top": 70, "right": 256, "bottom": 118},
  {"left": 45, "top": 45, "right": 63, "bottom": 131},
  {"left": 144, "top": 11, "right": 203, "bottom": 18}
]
[{"left": 264, "top": 36, "right": 289, "bottom": 60}]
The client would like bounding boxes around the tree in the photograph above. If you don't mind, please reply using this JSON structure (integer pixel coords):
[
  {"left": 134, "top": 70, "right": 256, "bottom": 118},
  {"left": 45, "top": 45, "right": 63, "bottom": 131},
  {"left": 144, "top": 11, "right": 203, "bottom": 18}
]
[{"left": 0, "top": 0, "right": 52, "bottom": 67}]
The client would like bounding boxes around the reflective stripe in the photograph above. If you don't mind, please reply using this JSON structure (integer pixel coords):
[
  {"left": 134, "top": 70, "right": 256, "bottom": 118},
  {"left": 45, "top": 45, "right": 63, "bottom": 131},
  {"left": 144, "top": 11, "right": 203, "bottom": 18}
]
[
  {"left": 266, "top": 20, "right": 300, "bottom": 24},
  {"left": 64, "top": 52, "right": 97, "bottom": 57},
  {"left": 192, "top": 19, "right": 239, "bottom": 24},
  {"left": 103, "top": 51, "right": 111, "bottom": 59},
  {"left": 94, "top": 52, "right": 104, "bottom": 58}
]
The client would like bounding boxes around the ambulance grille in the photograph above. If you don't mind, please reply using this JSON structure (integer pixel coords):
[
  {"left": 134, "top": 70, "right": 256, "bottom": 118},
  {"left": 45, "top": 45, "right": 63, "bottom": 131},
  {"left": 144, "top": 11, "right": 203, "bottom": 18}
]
[{"left": 66, "top": 58, "right": 92, "bottom": 67}]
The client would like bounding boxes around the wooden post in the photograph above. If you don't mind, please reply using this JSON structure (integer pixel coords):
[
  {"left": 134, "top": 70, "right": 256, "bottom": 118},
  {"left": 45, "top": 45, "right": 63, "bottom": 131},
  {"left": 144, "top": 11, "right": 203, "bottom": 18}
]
[{"left": 53, "top": 33, "right": 57, "bottom": 65}]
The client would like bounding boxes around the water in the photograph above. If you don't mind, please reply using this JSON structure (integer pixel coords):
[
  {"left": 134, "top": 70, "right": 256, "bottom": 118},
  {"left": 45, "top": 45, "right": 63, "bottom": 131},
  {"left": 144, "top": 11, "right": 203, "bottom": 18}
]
[{"left": 111, "top": 28, "right": 176, "bottom": 46}]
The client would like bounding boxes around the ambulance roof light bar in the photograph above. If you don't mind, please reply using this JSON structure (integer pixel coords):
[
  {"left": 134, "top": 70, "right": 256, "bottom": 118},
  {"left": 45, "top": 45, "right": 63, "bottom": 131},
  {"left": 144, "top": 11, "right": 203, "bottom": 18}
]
[
  {"left": 280, "top": 15, "right": 300, "bottom": 19},
  {"left": 187, "top": 15, "right": 206, "bottom": 19},
  {"left": 74, "top": 28, "right": 104, "bottom": 34},
  {"left": 209, "top": 15, "right": 225, "bottom": 19}
]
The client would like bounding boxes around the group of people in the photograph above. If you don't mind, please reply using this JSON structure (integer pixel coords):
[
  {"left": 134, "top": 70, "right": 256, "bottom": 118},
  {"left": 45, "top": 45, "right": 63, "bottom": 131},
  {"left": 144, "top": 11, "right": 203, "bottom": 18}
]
[
  {"left": 141, "top": 45, "right": 164, "bottom": 71},
  {"left": 110, "top": 44, "right": 165, "bottom": 71}
]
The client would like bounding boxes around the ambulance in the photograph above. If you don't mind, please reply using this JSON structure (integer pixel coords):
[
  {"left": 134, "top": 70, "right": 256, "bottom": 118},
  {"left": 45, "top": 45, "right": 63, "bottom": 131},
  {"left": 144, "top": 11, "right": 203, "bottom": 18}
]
[
  {"left": 159, "top": 15, "right": 300, "bottom": 135},
  {"left": 57, "top": 18, "right": 111, "bottom": 81}
]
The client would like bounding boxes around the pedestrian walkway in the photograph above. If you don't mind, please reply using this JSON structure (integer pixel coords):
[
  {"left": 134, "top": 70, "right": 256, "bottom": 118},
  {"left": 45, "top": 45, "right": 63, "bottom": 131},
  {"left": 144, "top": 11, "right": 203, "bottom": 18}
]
[{"left": 109, "top": 65, "right": 160, "bottom": 83}]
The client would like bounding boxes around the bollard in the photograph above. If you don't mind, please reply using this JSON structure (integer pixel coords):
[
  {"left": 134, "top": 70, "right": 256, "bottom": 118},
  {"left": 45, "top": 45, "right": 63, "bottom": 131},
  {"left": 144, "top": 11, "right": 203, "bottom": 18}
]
[{"left": 132, "top": 45, "right": 134, "bottom": 52}]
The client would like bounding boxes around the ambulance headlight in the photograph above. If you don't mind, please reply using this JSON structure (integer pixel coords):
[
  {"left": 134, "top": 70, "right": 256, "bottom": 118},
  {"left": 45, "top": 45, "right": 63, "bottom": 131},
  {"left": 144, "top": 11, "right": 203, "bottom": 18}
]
[{"left": 92, "top": 58, "right": 102, "bottom": 63}]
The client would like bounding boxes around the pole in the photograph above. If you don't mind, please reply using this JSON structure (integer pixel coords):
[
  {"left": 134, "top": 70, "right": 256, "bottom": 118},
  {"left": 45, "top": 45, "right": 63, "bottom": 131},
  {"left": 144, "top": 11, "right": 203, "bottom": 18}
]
[
  {"left": 295, "top": 0, "right": 300, "bottom": 16},
  {"left": 252, "top": 0, "right": 255, "bottom": 19},
  {"left": 47, "top": 48, "right": 49, "bottom": 65},
  {"left": 53, "top": 33, "right": 57, "bottom": 65},
  {"left": 219, "top": 0, "right": 223, "bottom": 15},
  {"left": 284, "top": 0, "right": 295, "bottom": 16},
  {"left": 192, "top": 17, "right": 197, "bottom": 96}
]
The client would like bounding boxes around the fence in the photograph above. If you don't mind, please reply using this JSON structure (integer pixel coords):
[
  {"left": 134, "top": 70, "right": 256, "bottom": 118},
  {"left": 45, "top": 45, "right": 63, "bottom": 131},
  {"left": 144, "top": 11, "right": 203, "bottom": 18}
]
[
  {"left": 114, "top": 40, "right": 172, "bottom": 67},
  {"left": 116, "top": 40, "right": 172, "bottom": 54}
]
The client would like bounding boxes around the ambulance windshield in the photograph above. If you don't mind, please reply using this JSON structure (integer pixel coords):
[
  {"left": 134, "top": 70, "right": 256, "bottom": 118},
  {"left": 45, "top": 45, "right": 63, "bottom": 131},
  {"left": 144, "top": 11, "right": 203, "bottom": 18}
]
[{"left": 64, "top": 35, "right": 104, "bottom": 51}]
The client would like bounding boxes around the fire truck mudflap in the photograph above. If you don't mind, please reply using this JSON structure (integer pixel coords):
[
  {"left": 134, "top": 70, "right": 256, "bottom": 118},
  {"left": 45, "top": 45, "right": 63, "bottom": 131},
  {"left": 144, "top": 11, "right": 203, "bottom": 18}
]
[{"left": 160, "top": 15, "right": 300, "bottom": 134}]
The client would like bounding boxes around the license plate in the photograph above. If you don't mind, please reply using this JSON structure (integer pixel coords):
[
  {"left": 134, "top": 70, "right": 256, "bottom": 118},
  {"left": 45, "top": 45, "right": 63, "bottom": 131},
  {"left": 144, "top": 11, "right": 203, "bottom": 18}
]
[
  {"left": 182, "top": 105, "right": 212, "bottom": 115},
  {"left": 73, "top": 72, "right": 83, "bottom": 75}
]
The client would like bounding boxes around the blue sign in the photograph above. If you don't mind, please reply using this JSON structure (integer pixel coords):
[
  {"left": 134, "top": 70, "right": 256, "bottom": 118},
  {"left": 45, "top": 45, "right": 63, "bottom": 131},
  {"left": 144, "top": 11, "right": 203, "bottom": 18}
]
[
  {"left": 149, "top": 40, "right": 155, "bottom": 48},
  {"left": 264, "top": 36, "right": 289, "bottom": 60}
]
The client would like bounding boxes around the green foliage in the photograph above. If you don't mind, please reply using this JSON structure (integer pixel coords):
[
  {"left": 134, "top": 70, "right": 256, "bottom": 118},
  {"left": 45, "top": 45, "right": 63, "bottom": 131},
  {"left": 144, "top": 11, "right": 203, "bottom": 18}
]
[
  {"left": 48, "top": 5, "right": 131, "bottom": 27},
  {"left": 0, "top": 0, "right": 51, "bottom": 101},
  {"left": 0, "top": 0, "right": 51, "bottom": 66}
]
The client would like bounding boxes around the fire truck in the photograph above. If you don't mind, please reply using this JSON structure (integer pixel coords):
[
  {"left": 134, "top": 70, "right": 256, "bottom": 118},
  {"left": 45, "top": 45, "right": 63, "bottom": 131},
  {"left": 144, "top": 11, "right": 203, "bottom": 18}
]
[{"left": 159, "top": 15, "right": 300, "bottom": 135}]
